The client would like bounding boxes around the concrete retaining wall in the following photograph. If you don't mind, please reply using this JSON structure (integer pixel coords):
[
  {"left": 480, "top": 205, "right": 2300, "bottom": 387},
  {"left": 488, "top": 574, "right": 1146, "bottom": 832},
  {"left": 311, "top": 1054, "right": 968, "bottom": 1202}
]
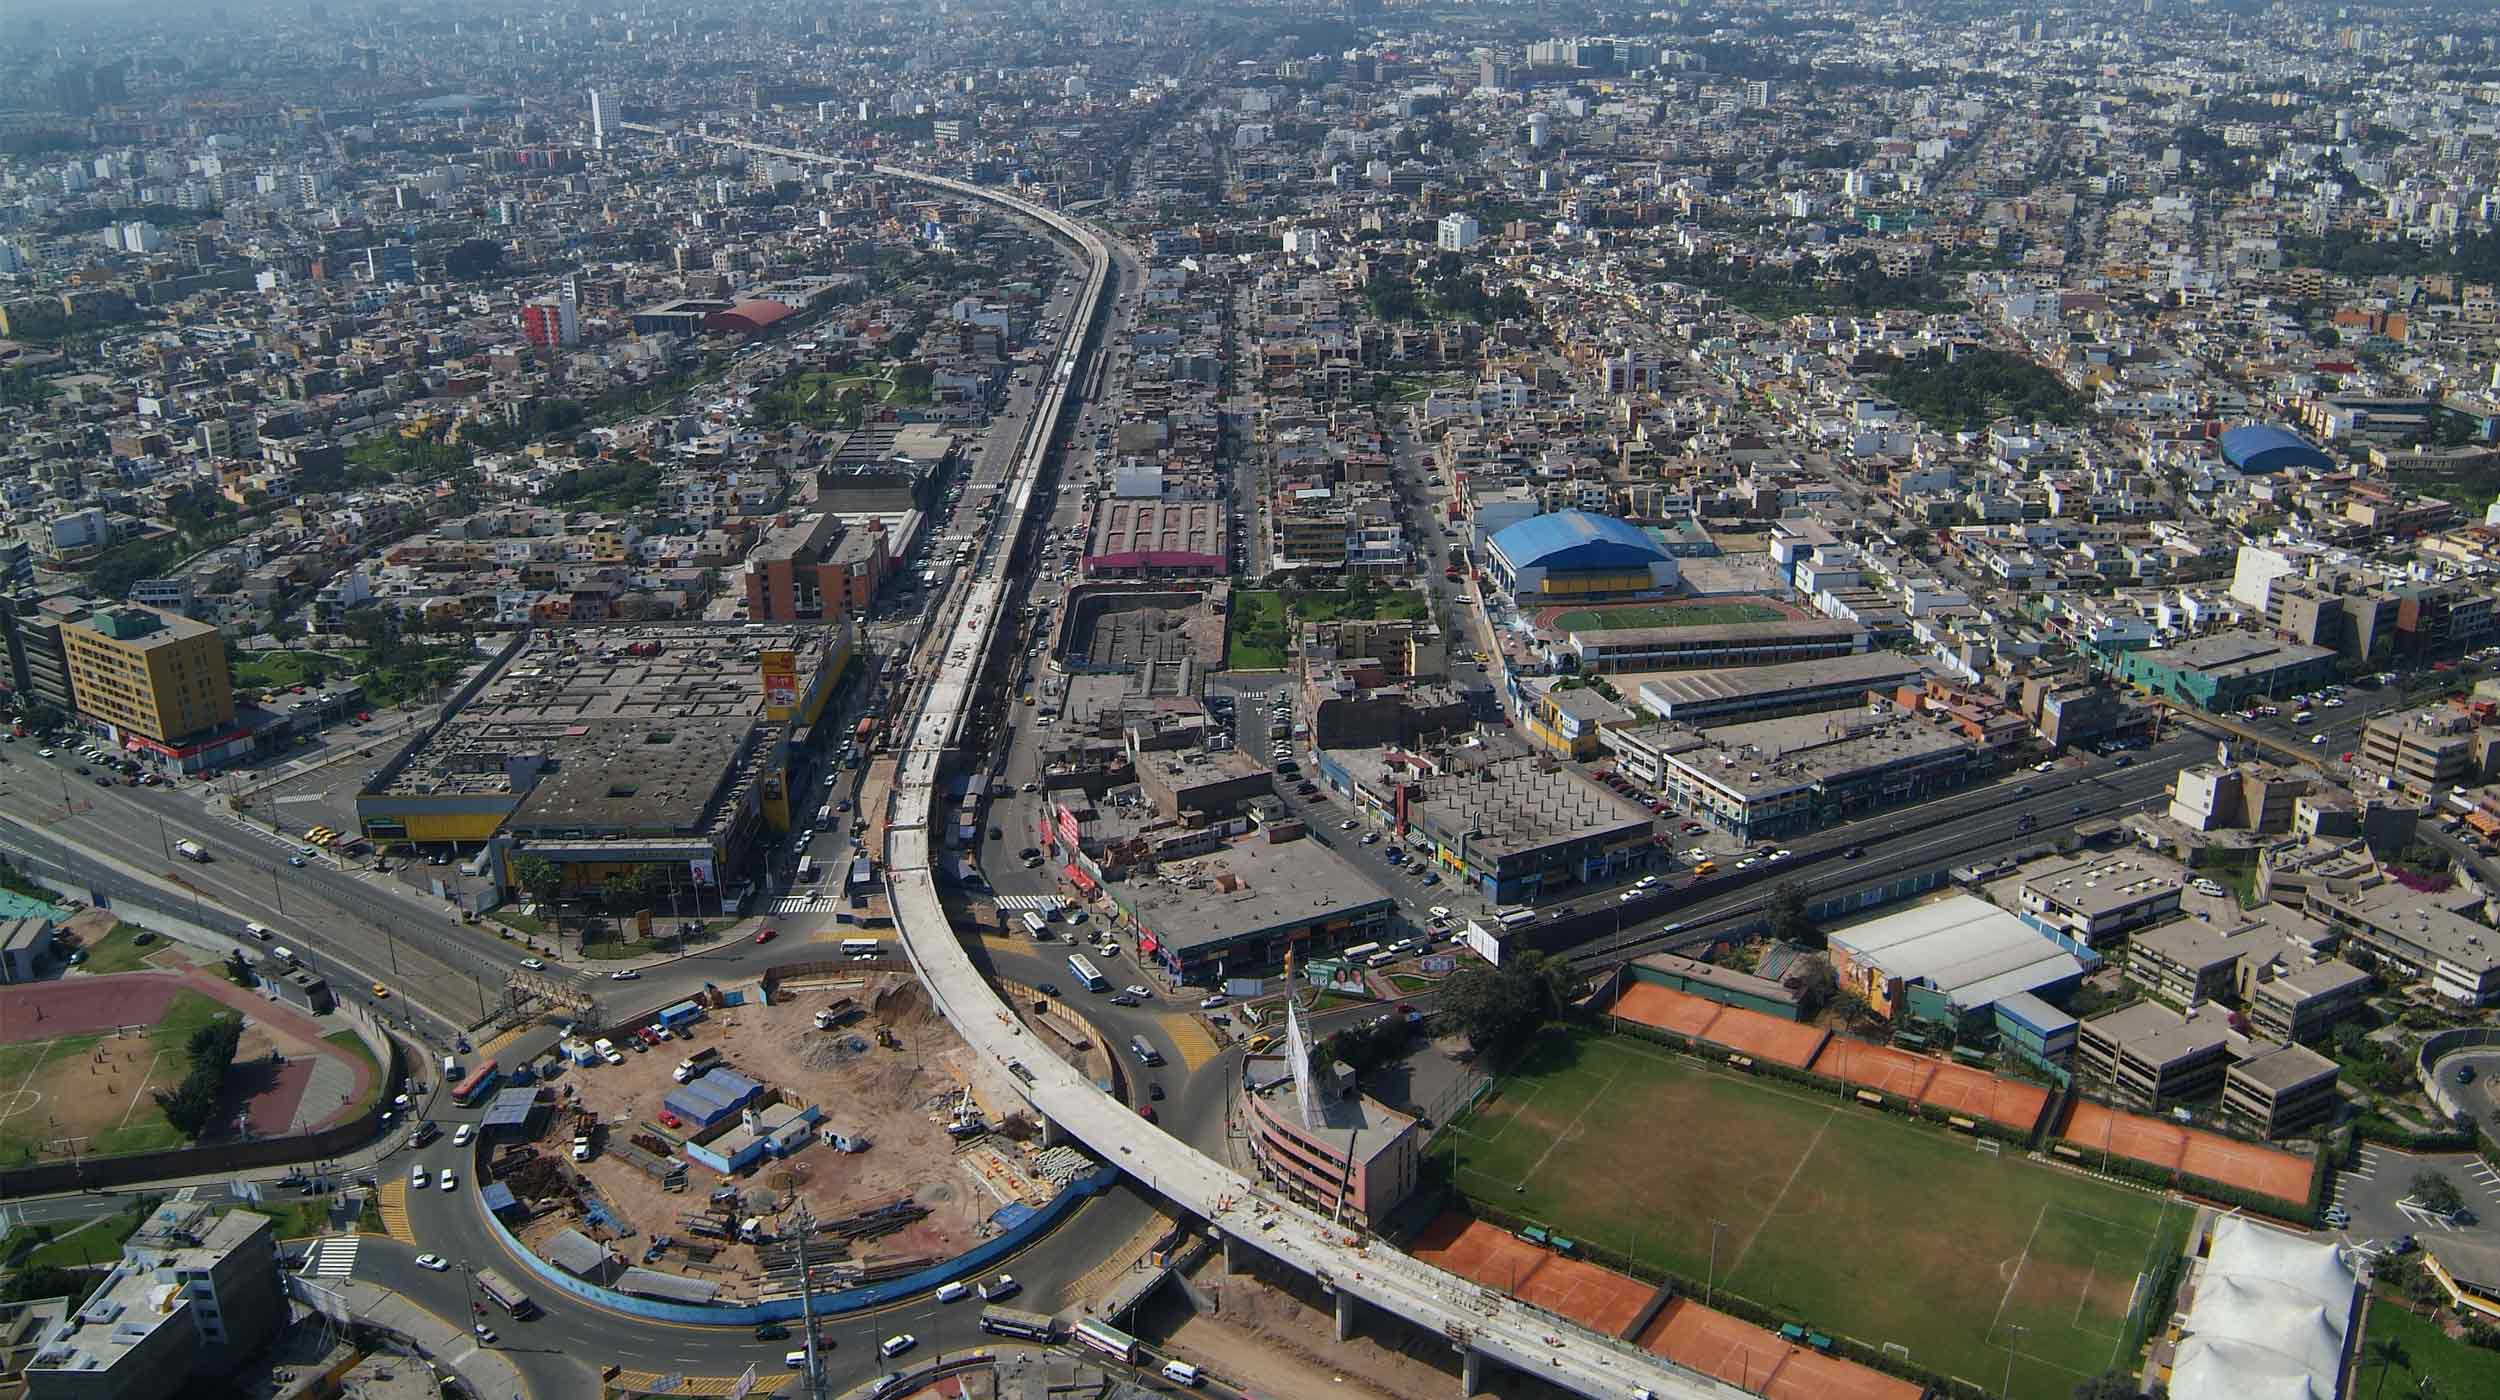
[
  {"left": 2416, "top": 1026, "right": 2500, "bottom": 1120},
  {"left": 480, "top": 1164, "right": 1121, "bottom": 1324}
]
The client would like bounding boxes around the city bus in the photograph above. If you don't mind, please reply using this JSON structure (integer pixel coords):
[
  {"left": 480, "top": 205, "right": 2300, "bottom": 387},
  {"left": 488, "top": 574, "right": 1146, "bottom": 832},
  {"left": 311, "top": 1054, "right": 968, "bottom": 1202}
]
[
  {"left": 472, "top": 1266, "right": 540, "bottom": 1319},
  {"left": 796, "top": 856, "right": 817, "bottom": 884},
  {"left": 450, "top": 1060, "right": 501, "bottom": 1107},
  {"left": 1020, "top": 911, "right": 1050, "bottom": 939},
  {"left": 1071, "top": 1317, "right": 1138, "bottom": 1363},
  {"left": 839, "top": 938, "right": 882, "bottom": 957},
  {"left": 1065, "top": 953, "right": 1108, "bottom": 992},
  {"left": 978, "top": 1305, "right": 1058, "bottom": 1341},
  {"left": 1494, "top": 906, "right": 1538, "bottom": 930},
  {"left": 1340, "top": 941, "right": 1383, "bottom": 962}
]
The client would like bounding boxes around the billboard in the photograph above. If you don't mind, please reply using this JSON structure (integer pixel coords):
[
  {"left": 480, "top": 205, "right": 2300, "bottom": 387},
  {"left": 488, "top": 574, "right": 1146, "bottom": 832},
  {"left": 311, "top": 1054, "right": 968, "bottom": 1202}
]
[
  {"left": 760, "top": 649, "right": 800, "bottom": 715},
  {"left": 1462, "top": 919, "right": 1502, "bottom": 966}
]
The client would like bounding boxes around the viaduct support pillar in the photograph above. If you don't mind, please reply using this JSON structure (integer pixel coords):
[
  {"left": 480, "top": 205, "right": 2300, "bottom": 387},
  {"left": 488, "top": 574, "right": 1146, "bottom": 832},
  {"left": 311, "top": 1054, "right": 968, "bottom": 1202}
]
[
  {"left": 1460, "top": 1346, "right": 1482, "bottom": 1397},
  {"left": 1335, "top": 1288, "right": 1357, "bottom": 1342},
  {"left": 1222, "top": 1231, "right": 1247, "bottom": 1275}
]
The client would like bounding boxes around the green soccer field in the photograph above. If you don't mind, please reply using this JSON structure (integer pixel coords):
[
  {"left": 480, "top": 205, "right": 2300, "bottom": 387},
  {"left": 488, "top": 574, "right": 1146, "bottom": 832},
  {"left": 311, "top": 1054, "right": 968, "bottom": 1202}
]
[
  {"left": 1436, "top": 1031, "right": 2187, "bottom": 1400},
  {"left": 1549, "top": 602, "right": 1788, "bottom": 631}
]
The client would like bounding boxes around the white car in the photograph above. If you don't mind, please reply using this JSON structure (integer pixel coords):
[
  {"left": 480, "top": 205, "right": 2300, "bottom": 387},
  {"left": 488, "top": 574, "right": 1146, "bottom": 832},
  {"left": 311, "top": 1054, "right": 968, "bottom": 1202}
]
[
  {"left": 453, "top": 1124, "right": 473, "bottom": 1146},
  {"left": 438, "top": 1169, "right": 456, "bottom": 1191},
  {"left": 519, "top": 958, "right": 546, "bottom": 971},
  {"left": 879, "top": 1334, "right": 918, "bottom": 1359},
  {"left": 1429, "top": 905, "right": 1452, "bottom": 921},
  {"left": 1123, "top": 984, "right": 1151, "bottom": 999},
  {"left": 415, "top": 1253, "right": 450, "bottom": 1272},
  {"left": 411, "top": 1163, "right": 428, "bottom": 1188},
  {"left": 608, "top": 969, "right": 640, "bottom": 981},
  {"left": 1339, "top": 819, "right": 1358, "bottom": 830},
  {"left": 1198, "top": 993, "right": 1228, "bottom": 1009}
]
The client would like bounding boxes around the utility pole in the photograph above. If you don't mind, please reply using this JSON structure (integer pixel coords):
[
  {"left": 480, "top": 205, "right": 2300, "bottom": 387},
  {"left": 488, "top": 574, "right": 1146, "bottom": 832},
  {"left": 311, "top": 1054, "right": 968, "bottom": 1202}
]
[{"left": 792, "top": 1208, "right": 825, "bottom": 1400}]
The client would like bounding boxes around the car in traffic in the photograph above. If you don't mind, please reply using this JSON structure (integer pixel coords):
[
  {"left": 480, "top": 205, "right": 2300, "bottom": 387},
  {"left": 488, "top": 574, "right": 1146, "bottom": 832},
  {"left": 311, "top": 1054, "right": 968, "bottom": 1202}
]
[
  {"left": 1198, "top": 993, "right": 1228, "bottom": 1009},
  {"left": 519, "top": 958, "right": 545, "bottom": 970},
  {"left": 754, "top": 927, "right": 776, "bottom": 944},
  {"left": 415, "top": 1254, "right": 450, "bottom": 1271},
  {"left": 878, "top": 1335, "right": 917, "bottom": 1359},
  {"left": 608, "top": 969, "right": 640, "bottom": 981},
  {"left": 438, "top": 1169, "right": 456, "bottom": 1190}
]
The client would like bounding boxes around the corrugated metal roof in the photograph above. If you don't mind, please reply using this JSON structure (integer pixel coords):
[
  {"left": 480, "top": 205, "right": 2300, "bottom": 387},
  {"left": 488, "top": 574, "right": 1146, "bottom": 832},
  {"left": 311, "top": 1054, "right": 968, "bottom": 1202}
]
[
  {"left": 1826, "top": 894, "right": 2083, "bottom": 1006},
  {"left": 1488, "top": 510, "right": 1666, "bottom": 568}
]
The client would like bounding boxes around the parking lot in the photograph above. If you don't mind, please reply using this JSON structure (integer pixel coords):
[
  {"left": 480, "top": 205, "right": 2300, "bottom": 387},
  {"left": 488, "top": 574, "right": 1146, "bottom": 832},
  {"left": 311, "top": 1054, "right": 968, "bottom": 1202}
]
[{"left": 2329, "top": 1143, "right": 2500, "bottom": 1260}]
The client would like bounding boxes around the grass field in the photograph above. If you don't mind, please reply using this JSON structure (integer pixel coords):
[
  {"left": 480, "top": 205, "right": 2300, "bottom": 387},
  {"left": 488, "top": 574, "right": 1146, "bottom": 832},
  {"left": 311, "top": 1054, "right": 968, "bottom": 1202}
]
[
  {"left": 1551, "top": 602, "right": 1788, "bottom": 631},
  {"left": 1437, "top": 1031, "right": 2188, "bottom": 1400},
  {"left": 71, "top": 923, "right": 171, "bottom": 976},
  {"left": 0, "top": 989, "right": 233, "bottom": 1163},
  {"left": 2358, "top": 1298, "right": 2500, "bottom": 1398},
  {"left": 1227, "top": 589, "right": 1288, "bottom": 670},
  {"left": 231, "top": 647, "right": 368, "bottom": 694}
]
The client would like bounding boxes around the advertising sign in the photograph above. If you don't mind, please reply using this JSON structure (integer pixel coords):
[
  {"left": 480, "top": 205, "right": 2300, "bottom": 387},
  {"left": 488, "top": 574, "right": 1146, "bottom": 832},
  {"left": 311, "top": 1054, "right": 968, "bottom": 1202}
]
[{"left": 1462, "top": 919, "right": 1502, "bottom": 966}]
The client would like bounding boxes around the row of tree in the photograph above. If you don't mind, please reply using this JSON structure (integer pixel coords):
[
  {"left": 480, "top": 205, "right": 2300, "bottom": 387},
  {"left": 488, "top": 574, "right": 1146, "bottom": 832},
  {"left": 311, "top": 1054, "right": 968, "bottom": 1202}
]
[{"left": 152, "top": 1017, "right": 244, "bottom": 1138}]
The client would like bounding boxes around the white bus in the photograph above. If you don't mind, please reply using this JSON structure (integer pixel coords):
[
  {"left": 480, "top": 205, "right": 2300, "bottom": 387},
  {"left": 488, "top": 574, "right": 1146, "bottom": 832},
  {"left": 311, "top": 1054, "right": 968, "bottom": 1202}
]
[
  {"left": 796, "top": 856, "right": 816, "bottom": 883},
  {"left": 1495, "top": 906, "right": 1538, "bottom": 929},
  {"left": 1065, "top": 953, "right": 1108, "bottom": 992},
  {"left": 1020, "top": 911, "right": 1050, "bottom": 939},
  {"left": 1364, "top": 951, "right": 1396, "bottom": 968},
  {"left": 978, "top": 1305, "right": 1057, "bottom": 1341},
  {"left": 839, "top": 938, "right": 882, "bottom": 957},
  {"left": 1340, "top": 941, "right": 1383, "bottom": 961},
  {"left": 1071, "top": 1317, "right": 1138, "bottom": 1363}
]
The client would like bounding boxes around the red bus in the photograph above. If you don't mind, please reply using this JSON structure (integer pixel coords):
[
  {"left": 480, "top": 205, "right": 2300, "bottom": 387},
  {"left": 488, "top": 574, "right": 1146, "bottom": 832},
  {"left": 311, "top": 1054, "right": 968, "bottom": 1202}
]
[
  {"left": 855, "top": 716, "right": 881, "bottom": 753},
  {"left": 450, "top": 1060, "right": 500, "bottom": 1106}
]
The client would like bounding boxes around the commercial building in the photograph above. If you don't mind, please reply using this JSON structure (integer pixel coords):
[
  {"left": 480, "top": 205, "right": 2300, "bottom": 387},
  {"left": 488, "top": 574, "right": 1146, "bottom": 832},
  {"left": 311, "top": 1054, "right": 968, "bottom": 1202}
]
[
  {"left": 1483, "top": 511, "right": 1679, "bottom": 603},
  {"left": 1435, "top": 212, "right": 1480, "bottom": 251},
  {"left": 1625, "top": 653, "right": 1927, "bottom": 726},
  {"left": 2167, "top": 1215, "right": 2356, "bottom": 1400},
  {"left": 1634, "top": 705, "right": 1979, "bottom": 843},
  {"left": 1823, "top": 895, "right": 2089, "bottom": 1028},
  {"left": 1084, "top": 496, "right": 1226, "bottom": 577},
  {"left": 2015, "top": 856, "right": 2185, "bottom": 947},
  {"left": 1565, "top": 618, "right": 1867, "bottom": 674},
  {"left": 356, "top": 623, "right": 852, "bottom": 900},
  {"left": 2102, "top": 630, "right": 2338, "bottom": 711},
  {"left": 23, "top": 1205, "right": 281, "bottom": 1400},
  {"left": 1376, "top": 751, "right": 1658, "bottom": 904},
  {"left": 2167, "top": 762, "right": 2318, "bottom": 833},
  {"left": 2240, "top": 945, "right": 2369, "bottom": 1044},
  {"left": 2356, "top": 704, "right": 2500, "bottom": 794},
  {"left": 58, "top": 604, "right": 242, "bottom": 770},
  {"left": 2221, "top": 1041, "right": 2341, "bottom": 1136},
  {"left": 744, "top": 512, "right": 888, "bottom": 624},
  {"left": 2299, "top": 879, "right": 2500, "bottom": 1006},
  {"left": 2075, "top": 1000, "right": 2233, "bottom": 1107},
  {"left": 1106, "top": 827, "right": 1393, "bottom": 983},
  {"left": 1239, "top": 1000, "right": 1419, "bottom": 1226}
]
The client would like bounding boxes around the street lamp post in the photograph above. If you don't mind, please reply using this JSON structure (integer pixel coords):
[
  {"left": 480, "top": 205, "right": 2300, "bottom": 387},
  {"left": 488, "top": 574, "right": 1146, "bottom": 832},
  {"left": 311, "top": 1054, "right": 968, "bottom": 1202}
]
[{"left": 2001, "top": 1323, "right": 2027, "bottom": 1399}]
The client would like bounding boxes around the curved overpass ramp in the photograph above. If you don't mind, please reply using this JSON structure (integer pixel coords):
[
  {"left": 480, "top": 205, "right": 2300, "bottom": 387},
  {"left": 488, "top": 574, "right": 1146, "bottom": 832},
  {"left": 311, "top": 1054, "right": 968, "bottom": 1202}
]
[{"left": 685, "top": 136, "right": 1736, "bottom": 1400}]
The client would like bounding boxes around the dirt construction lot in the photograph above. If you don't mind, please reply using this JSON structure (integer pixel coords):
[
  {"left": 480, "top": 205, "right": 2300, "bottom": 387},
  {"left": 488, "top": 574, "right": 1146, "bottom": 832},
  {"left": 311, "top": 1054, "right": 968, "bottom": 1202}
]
[{"left": 532, "top": 974, "right": 1003, "bottom": 1294}]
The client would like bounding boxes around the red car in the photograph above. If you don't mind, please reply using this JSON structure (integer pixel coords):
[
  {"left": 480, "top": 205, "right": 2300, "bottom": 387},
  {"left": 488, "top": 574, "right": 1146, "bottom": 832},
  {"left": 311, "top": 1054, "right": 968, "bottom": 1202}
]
[
  {"left": 1136, "top": 1103, "right": 1158, "bottom": 1123},
  {"left": 656, "top": 1110, "right": 682, "bottom": 1129},
  {"left": 754, "top": 928, "right": 776, "bottom": 944}
]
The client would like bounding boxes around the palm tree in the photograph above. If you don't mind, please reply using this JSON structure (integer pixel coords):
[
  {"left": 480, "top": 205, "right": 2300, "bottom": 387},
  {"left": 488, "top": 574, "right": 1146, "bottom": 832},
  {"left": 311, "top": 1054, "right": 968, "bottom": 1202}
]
[{"left": 2366, "top": 1336, "right": 2409, "bottom": 1400}]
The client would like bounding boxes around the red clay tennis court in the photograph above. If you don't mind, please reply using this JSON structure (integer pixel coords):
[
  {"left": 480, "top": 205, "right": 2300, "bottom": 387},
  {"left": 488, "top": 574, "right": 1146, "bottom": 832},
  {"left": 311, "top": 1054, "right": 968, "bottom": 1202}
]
[
  {"left": 1637, "top": 1298, "right": 1922, "bottom": 1400},
  {"left": 1919, "top": 1059, "right": 2051, "bottom": 1133},
  {"left": 1809, "top": 1037, "right": 1938, "bottom": 1099},
  {"left": 1409, "top": 1214, "right": 1652, "bottom": 1338},
  {"left": 1610, "top": 984, "right": 1829, "bottom": 1068},
  {"left": 2058, "top": 1101, "right": 2312, "bottom": 1204}
]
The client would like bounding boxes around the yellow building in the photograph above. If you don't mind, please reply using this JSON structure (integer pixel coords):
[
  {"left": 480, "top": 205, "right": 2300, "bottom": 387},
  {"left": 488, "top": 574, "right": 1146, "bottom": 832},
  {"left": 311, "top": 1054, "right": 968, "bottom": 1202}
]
[{"left": 60, "top": 604, "right": 235, "bottom": 746}]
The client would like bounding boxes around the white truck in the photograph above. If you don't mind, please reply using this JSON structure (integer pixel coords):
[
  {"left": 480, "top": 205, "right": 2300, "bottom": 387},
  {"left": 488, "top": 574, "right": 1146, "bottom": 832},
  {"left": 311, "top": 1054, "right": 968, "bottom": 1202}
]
[{"left": 174, "top": 840, "right": 209, "bottom": 862}]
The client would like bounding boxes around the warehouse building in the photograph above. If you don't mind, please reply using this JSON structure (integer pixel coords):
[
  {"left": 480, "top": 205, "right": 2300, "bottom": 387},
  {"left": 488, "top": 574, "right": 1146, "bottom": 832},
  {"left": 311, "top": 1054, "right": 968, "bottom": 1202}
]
[
  {"left": 1626, "top": 652, "right": 1929, "bottom": 726},
  {"left": 1565, "top": 618, "right": 1868, "bottom": 674},
  {"left": 1824, "top": 895, "right": 2089, "bottom": 1031},
  {"left": 356, "top": 623, "right": 852, "bottom": 902}
]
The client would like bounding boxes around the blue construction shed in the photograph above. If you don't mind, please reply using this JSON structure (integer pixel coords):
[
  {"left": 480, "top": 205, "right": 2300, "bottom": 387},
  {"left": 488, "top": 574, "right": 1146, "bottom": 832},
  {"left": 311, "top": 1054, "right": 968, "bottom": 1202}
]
[
  {"left": 662, "top": 1069, "right": 761, "bottom": 1129},
  {"left": 2220, "top": 424, "right": 2333, "bottom": 474},
  {"left": 656, "top": 1000, "right": 702, "bottom": 1029}
]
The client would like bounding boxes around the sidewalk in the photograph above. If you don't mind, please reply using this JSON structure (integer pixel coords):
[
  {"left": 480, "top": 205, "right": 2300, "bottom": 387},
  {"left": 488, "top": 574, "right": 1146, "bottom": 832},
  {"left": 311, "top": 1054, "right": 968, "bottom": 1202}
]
[{"left": 303, "top": 1278, "right": 531, "bottom": 1400}]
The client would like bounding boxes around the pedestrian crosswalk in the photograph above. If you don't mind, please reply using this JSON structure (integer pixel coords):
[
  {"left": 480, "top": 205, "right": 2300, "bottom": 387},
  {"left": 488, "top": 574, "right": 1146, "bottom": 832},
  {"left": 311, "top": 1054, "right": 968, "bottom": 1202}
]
[
  {"left": 300, "top": 1237, "right": 360, "bottom": 1278},
  {"left": 771, "top": 895, "right": 845, "bottom": 913},
  {"left": 992, "top": 895, "right": 1068, "bottom": 913}
]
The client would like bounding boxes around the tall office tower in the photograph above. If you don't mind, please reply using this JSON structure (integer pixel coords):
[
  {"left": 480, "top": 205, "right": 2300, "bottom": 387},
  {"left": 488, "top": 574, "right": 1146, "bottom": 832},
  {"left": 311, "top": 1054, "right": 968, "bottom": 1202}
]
[
  {"left": 558, "top": 274, "right": 581, "bottom": 345},
  {"left": 588, "top": 88, "right": 608, "bottom": 151}
]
